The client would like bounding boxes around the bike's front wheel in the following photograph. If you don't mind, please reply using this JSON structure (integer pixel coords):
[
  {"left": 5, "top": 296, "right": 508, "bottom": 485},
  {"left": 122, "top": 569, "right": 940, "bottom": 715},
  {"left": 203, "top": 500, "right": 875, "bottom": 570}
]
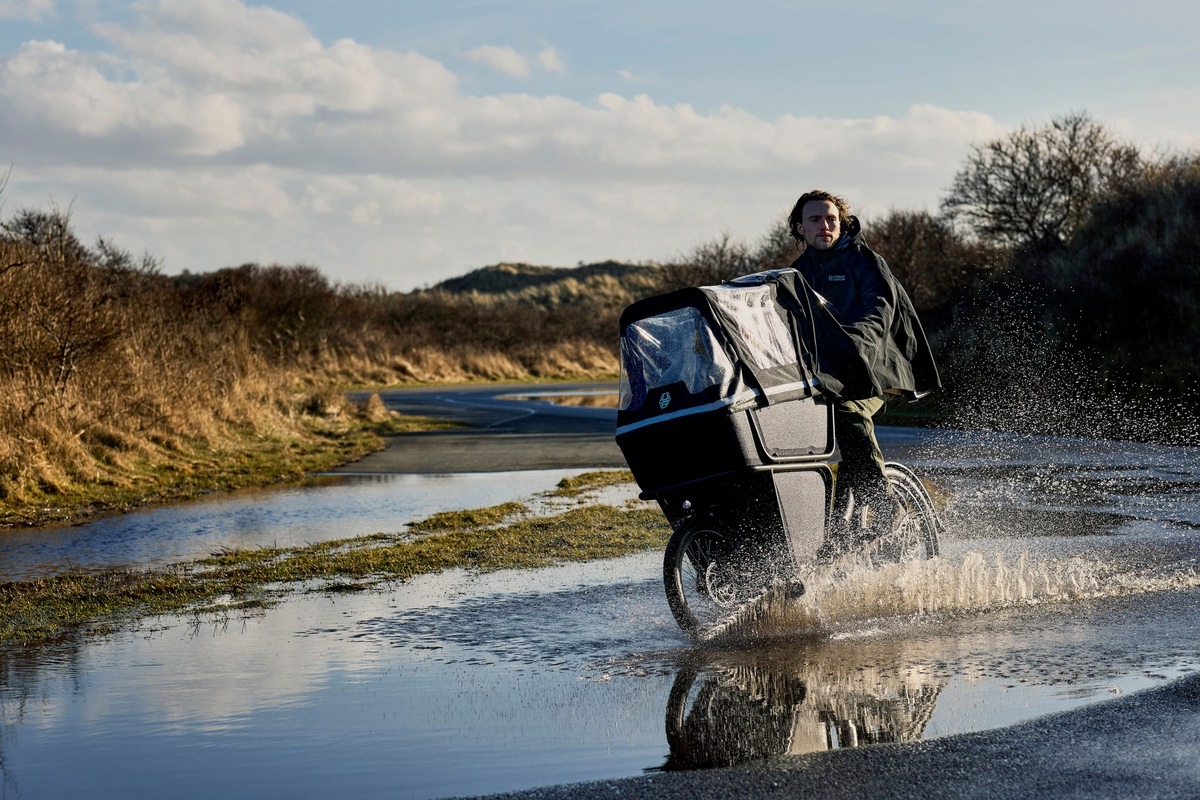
[{"left": 663, "top": 519, "right": 757, "bottom": 639}]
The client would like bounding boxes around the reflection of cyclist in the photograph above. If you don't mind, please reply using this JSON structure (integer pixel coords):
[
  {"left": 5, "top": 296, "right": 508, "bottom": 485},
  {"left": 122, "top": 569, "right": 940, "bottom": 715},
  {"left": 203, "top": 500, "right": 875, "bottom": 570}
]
[
  {"left": 787, "top": 190, "right": 940, "bottom": 555},
  {"left": 664, "top": 663, "right": 944, "bottom": 769}
]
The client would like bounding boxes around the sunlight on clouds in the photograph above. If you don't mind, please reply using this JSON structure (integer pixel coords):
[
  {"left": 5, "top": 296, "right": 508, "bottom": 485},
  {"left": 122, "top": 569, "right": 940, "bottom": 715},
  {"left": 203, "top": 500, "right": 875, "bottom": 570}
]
[
  {"left": 0, "top": 39, "right": 248, "bottom": 155},
  {"left": 1106, "top": 87, "right": 1200, "bottom": 151},
  {"left": 463, "top": 44, "right": 530, "bottom": 77},
  {"left": 93, "top": 0, "right": 315, "bottom": 80},
  {"left": 0, "top": 0, "right": 1013, "bottom": 288},
  {"left": 593, "top": 187, "right": 681, "bottom": 225},
  {"left": 193, "top": 167, "right": 292, "bottom": 217},
  {"left": 297, "top": 174, "right": 444, "bottom": 219},
  {"left": 0, "top": 0, "right": 1000, "bottom": 181},
  {"left": 94, "top": 1, "right": 457, "bottom": 111},
  {"left": 770, "top": 106, "right": 1005, "bottom": 178},
  {"left": 0, "top": 2, "right": 460, "bottom": 159}
]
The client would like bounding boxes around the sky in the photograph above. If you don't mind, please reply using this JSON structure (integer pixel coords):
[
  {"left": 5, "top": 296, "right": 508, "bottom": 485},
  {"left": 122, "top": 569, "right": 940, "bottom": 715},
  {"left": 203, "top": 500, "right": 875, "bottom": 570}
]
[{"left": 1, "top": 1, "right": 1197, "bottom": 291}]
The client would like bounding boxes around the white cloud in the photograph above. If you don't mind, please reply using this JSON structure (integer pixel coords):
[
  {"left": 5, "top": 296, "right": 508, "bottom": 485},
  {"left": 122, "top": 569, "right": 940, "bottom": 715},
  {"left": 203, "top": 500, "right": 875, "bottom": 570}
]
[
  {"left": 7, "top": 3, "right": 1002, "bottom": 179},
  {"left": 0, "top": 0, "right": 1009, "bottom": 290},
  {"left": 462, "top": 44, "right": 529, "bottom": 77},
  {"left": 538, "top": 45, "right": 565, "bottom": 74},
  {"left": 1102, "top": 87, "right": 1200, "bottom": 153},
  {"left": 0, "top": 0, "right": 53, "bottom": 21},
  {"left": 1, "top": 39, "right": 249, "bottom": 155}
]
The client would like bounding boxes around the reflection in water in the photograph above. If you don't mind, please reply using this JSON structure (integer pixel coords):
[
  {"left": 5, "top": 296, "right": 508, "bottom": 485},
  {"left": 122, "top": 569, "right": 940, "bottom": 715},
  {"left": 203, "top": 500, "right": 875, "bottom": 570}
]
[
  {"left": 498, "top": 390, "right": 620, "bottom": 409},
  {"left": 663, "top": 649, "right": 943, "bottom": 770},
  {"left": 2, "top": 551, "right": 1200, "bottom": 800},
  {"left": 4, "top": 428, "right": 1200, "bottom": 798},
  {"left": 0, "top": 470, "right": 602, "bottom": 581}
]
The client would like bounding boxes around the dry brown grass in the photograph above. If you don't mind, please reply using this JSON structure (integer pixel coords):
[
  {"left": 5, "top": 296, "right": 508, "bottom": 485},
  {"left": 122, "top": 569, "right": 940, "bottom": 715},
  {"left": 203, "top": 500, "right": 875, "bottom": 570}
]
[{"left": 0, "top": 207, "right": 636, "bottom": 523}]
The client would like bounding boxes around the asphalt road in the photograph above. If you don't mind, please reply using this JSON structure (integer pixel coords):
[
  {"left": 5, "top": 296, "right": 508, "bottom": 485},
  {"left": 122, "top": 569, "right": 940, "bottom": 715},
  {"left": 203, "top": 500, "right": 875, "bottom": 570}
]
[
  {"left": 336, "top": 382, "right": 627, "bottom": 474},
  {"left": 340, "top": 381, "right": 930, "bottom": 474},
  {"left": 469, "top": 671, "right": 1200, "bottom": 800},
  {"left": 346, "top": 383, "right": 1200, "bottom": 799}
]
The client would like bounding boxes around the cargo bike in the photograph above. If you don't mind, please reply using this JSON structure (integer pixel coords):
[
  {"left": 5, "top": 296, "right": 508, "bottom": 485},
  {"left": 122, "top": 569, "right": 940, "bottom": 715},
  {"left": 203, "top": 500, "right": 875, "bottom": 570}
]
[{"left": 615, "top": 270, "right": 941, "bottom": 639}]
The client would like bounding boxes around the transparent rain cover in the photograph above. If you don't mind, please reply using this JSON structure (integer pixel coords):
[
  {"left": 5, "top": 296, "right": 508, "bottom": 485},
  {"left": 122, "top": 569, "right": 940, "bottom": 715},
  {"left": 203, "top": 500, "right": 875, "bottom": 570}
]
[
  {"left": 703, "top": 282, "right": 798, "bottom": 371},
  {"left": 619, "top": 306, "right": 736, "bottom": 411}
]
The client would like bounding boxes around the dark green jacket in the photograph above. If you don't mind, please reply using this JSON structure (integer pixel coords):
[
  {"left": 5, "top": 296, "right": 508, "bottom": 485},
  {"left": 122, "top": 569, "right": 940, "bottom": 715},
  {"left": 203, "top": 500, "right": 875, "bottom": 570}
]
[{"left": 786, "top": 217, "right": 941, "bottom": 401}]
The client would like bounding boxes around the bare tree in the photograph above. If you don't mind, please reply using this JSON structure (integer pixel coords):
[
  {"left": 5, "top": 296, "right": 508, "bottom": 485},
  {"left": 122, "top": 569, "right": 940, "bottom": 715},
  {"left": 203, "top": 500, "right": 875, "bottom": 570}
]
[
  {"left": 657, "top": 231, "right": 757, "bottom": 290},
  {"left": 751, "top": 216, "right": 801, "bottom": 272},
  {"left": 940, "top": 111, "right": 1144, "bottom": 251},
  {"left": 863, "top": 209, "right": 1005, "bottom": 313}
]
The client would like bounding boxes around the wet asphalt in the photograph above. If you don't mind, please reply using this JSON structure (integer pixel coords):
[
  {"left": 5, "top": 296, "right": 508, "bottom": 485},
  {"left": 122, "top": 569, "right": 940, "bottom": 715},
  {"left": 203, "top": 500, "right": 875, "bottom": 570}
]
[
  {"left": 358, "top": 383, "right": 1200, "bottom": 799},
  {"left": 467, "top": 672, "right": 1200, "bottom": 799}
]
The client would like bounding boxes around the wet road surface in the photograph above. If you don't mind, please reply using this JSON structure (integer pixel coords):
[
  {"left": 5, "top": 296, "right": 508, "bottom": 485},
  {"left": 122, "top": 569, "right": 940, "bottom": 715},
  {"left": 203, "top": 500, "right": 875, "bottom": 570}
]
[
  {"left": 360, "top": 383, "right": 1200, "bottom": 800},
  {"left": 338, "top": 384, "right": 1200, "bottom": 799},
  {"left": 4, "top": 382, "right": 1200, "bottom": 799},
  {"left": 337, "top": 383, "right": 627, "bottom": 473}
]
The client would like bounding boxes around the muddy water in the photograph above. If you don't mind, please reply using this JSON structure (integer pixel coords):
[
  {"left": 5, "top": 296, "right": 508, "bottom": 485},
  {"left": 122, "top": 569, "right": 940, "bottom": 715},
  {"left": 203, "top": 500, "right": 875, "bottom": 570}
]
[{"left": 3, "top": 429, "right": 1200, "bottom": 799}]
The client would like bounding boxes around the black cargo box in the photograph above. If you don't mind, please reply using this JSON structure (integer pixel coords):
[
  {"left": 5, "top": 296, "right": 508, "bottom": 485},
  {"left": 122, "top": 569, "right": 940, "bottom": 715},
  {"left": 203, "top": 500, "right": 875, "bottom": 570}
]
[{"left": 615, "top": 271, "right": 834, "bottom": 498}]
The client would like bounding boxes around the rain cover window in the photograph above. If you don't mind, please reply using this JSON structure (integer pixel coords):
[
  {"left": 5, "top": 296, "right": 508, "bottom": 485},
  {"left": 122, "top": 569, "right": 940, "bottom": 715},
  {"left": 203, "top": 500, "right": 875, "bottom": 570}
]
[
  {"left": 619, "top": 307, "right": 735, "bottom": 412},
  {"left": 616, "top": 271, "right": 827, "bottom": 431},
  {"left": 704, "top": 283, "right": 796, "bottom": 371}
]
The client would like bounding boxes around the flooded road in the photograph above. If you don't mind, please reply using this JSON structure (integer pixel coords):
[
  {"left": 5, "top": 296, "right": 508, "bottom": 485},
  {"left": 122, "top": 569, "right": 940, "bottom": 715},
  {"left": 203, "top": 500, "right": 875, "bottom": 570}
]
[
  {"left": 0, "top": 471, "right": 585, "bottom": 582},
  {"left": 3, "top": 385, "right": 1200, "bottom": 799}
]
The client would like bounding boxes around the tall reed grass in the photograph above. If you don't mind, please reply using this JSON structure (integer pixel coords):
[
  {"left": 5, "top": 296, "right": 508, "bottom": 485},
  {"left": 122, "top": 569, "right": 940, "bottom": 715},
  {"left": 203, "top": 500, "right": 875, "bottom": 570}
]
[{"left": 0, "top": 209, "right": 625, "bottom": 518}]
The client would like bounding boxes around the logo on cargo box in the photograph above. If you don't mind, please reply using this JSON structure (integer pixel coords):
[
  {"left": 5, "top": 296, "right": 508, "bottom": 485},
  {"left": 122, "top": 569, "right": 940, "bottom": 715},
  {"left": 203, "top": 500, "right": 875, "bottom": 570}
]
[{"left": 659, "top": 391, "right": 672, "bottom": 410}]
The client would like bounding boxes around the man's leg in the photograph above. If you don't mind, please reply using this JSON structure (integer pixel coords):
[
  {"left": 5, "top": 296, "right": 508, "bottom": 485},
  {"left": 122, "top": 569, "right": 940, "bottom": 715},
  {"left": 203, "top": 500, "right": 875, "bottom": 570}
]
[{"left": 823, "top": 396, "right": 891, "bottom": 557}]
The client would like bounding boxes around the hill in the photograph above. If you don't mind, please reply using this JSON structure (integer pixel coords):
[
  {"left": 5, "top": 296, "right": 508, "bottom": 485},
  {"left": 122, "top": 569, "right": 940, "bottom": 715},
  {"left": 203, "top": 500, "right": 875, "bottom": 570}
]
[{"left": 425, "top": 261, "right": 663, "bottom": 308}]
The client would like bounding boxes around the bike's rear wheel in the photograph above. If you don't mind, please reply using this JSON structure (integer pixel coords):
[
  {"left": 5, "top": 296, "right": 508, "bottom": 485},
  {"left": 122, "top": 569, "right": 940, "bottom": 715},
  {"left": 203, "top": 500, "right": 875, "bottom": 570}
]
[{"left": 880, "top": 462, "right": 941, "bottom": 561}]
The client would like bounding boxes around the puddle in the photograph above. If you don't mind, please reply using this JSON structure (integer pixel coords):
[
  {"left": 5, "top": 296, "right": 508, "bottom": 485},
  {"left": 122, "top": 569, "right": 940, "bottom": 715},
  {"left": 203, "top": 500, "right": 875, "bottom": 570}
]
[
  {"left": 4, "top": 549, "right": 1199, "bottom": 800},
  {"left": 0, "top": 470, "right": 611, "bottom": 581},
  {"left": 498, "top": 389, "right": 620, "bottom": 408},
  {"left": 3, "top": 426, "right": 1200, "bottom": 798}
]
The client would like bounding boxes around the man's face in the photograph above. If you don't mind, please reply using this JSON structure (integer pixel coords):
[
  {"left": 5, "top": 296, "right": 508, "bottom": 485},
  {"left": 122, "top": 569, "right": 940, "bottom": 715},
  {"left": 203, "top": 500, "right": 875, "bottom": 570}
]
[{"left": 797, "top": 200, "right": 841, "bottom": 250}]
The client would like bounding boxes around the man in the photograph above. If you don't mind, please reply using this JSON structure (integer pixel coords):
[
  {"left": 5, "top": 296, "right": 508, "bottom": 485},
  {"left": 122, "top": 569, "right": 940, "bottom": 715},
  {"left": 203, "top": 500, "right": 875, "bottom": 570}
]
[{"left": 786, "top": 190, "right": 940, "bottom": 558}]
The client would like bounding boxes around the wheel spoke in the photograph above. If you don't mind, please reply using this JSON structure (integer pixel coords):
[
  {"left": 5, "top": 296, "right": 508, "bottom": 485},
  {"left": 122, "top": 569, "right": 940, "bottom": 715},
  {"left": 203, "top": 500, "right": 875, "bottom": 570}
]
[{"left": 665, "top": 524, "right": 741, "bottom": 637}]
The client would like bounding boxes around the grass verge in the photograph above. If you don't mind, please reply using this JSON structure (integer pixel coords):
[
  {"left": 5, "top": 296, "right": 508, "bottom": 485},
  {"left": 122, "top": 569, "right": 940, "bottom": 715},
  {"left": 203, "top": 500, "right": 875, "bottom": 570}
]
[
  {"left": 0, "top": 472, "right": 666, "bottom": 647},
  {"left": 0, "top": 409, "right": 464, "bottom": 529}
]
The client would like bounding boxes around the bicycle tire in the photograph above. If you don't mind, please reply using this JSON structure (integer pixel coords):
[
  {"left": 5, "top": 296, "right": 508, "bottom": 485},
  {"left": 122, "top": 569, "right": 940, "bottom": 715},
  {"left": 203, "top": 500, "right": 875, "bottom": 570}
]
[
  {"left": 663, "top": 519, "right": 755, "bottom": 638},
  {"left": 882, "top": 462, "right": 941, "bottom": 561}
]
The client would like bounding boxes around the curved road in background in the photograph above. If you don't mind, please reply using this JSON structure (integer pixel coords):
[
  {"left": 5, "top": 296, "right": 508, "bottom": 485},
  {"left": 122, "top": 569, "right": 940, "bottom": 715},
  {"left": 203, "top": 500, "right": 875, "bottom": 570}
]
[
  {"left": 336, "top": 380, "right": 933, "bottom": 474},
  {"left": 336, "top": 382, "right": 628, "bottom": 474}
]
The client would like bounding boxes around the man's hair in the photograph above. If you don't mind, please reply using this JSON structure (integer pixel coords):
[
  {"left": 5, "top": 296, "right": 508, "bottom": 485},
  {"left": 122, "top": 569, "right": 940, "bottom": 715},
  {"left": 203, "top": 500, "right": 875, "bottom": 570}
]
[{"left": 787, "top": 190, "right": 851, "bottom": 237}]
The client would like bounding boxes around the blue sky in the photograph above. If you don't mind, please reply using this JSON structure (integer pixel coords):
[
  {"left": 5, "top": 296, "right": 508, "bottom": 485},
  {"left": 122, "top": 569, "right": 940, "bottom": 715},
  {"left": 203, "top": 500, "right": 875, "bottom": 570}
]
[{"left": 1, "top": 0, "right": 1197, "bottom": 290}]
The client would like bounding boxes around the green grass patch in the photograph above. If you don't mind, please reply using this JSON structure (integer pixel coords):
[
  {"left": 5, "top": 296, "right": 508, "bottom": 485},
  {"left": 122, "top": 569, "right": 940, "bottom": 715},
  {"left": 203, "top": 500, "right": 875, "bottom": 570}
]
[
  {"left": 408, "top": 501, "right": 529, "bottom": 532},
  {"left": 1, "top": 500, "right": 668, "bottom": 647},
  {"left": 549, "top": 469, "right": 636, "bottom": 497},
  {"left": 373, "top": 414, "right": 469, "bottom": 435}
]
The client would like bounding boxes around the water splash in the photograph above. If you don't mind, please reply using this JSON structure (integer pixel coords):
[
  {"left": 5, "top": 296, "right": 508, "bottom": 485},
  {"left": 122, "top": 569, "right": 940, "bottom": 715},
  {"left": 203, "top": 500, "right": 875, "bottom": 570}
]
[{"left": 707, "top": 550, "right": 1200, "bottom": 643}]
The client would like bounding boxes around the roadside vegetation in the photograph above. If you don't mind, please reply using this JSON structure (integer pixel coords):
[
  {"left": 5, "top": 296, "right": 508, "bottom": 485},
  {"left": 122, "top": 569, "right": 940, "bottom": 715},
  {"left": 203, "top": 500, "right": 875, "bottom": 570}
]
[
  {"left": 3, "top": 110, "right": 1196, "bottom": 529},
  {"left": 0, "top": 209, "right": 608, "bottom": 526},
  {"left": 655, "top": 112, "right": 1200, "bottom": 443}
]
